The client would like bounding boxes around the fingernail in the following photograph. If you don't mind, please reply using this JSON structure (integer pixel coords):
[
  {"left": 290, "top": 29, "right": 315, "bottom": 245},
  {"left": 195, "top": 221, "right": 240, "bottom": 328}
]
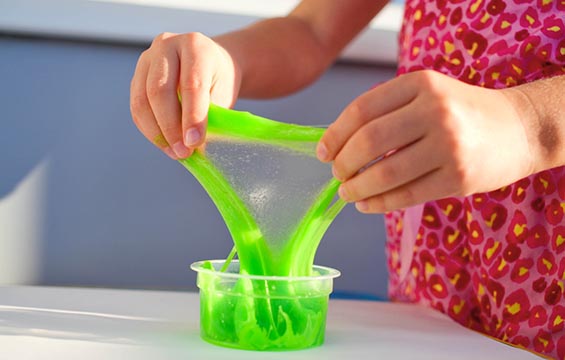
[
  {"left": 338, "top": 185, "right": 349, "bottom": 201},
  {"left": 172, "top": 141, "right": 190, "bottom": 159},
  {"left": 163, "top": 146, "right": 177, "bottom": 160},
  {"left": 332, "top": 166, "right": 343, "bottom": 181},
  {"left": 356, "top": 200, "right": 369, "bottom": 212},
  {"left": 185, "top": 127, "right": 201, "bottom": 147},
  {"left": 317, "top": 142, "right": 328, "bottom": 161}
]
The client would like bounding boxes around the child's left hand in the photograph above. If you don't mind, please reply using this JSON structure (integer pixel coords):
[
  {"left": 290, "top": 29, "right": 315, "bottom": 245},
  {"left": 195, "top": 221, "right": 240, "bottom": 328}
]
[{"left": 316, "top": 70, "right": 535, "bottom": 213}]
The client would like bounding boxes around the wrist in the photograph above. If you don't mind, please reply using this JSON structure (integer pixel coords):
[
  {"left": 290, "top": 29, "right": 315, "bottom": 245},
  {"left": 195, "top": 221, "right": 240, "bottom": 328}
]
[
  {"left": 210, "top": 37, "right": 243, "bottom": 107},
  {"left": 503, "top": 76, "right": 565, "bottom": 174},
  {"left": 213, "top": 33, "right": 252, "bottom": 99},
  {"left": 500, "top": 86, "right": 544, "bottom": 175}
]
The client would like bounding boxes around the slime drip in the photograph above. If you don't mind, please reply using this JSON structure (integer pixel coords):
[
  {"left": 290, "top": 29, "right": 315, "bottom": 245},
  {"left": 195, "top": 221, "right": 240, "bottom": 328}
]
[{"left": 181, "top": 105, "right": 346, "bottom": 350}]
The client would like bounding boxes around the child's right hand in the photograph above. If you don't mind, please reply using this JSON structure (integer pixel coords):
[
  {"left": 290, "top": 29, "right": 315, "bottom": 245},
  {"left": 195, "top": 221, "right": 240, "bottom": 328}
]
[{"left": 130, "top": 32, "right": 242, "bottom": 160}]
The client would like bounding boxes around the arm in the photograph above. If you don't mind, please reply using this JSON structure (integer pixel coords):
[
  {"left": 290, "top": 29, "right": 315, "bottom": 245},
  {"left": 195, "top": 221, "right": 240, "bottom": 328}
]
[
  {"left": 130, "top": 0, "right": 388, "bottom": 159},
  {"left": 217, "top": 0, "right": 388, "bottom": 98}
]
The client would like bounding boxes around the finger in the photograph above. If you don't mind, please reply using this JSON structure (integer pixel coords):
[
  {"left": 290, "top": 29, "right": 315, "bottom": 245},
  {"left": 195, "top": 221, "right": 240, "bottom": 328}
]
[
  {"left": 338, "top": 136, "right": 441, "bottom": 202},
  {"left": 332, "top": 104, "right": 427, "bottom": 181},
  {"left": 130, "top": 53, "right": 177, "bottom": 160},
  {"left": 179, "top": 33, "right": 214, "bottom": 148},
  {"left": 317, "top": 74, "right": 419, "bottom": 163},
  {"left": 354, "top": 167, "right": 455, "bottom": 213},
  {"left": 146, "top": 48, "right": 191, "bottom": 159}
]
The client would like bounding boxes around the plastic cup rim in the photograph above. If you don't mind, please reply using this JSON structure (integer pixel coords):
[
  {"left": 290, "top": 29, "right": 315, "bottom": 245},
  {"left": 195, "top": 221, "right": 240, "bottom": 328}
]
[{"left": 190, "top": 259, "right": 341, "bottom": 281}]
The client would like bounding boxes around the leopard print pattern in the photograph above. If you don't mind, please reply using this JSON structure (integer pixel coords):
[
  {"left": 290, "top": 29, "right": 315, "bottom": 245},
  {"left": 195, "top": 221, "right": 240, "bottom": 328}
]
[{"left": 387, "top": 0, "right": 565, "bottom": 358}]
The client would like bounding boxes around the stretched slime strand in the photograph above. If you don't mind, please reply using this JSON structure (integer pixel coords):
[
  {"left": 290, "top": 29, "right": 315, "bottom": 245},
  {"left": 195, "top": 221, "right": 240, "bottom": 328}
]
[{"left": 182, "top": 105, "right": 346, "bottom": 350}]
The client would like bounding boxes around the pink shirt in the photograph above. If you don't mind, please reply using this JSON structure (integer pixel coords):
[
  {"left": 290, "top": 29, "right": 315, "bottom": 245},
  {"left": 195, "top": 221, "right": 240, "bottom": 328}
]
[{"left": 387, "top": 0, "right": 565, "bottom": 358}]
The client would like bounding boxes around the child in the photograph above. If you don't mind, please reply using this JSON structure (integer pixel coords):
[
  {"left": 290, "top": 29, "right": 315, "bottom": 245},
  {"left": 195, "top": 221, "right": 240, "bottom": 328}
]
[{"left": 130, "top": 0, "right": 565, "bottom": 357}]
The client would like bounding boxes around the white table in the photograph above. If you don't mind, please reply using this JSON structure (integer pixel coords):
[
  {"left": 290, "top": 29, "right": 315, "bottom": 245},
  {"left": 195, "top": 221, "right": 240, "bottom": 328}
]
[{"left": 0, "top": 286, "right": 538, "bottom": 359}]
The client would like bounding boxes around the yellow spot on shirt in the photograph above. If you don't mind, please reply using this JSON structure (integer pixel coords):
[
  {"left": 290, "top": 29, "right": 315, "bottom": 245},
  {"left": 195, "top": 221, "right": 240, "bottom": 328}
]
[
  {"left": 444, "top": 41, "right": 455, "bottom": 54},
  {"left": 453, "top": 299, "right": 465, "bottom": 315},
  {"left": 514, "top": 223, "right": 526, "bottom": 237},
  {"left": 470, "top": 0, "right": 483, "bottom": 14},
  {"left": 542, "top": 258, "right": 553, "bottom": 271},
  {"left": 556, "top": 235, "right": 565, "bottom": 248},
  {"left": 486, "top": 242, "right": 500, "bottom": 259},
  {"left": 506, "top": 302, "right": 521, "bottom": 315}
]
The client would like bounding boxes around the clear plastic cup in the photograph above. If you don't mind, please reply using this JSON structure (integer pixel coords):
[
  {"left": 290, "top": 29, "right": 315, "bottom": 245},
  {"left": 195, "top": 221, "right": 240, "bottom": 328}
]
[{"left": 191, "top": 260, "right": 340, "bottom": 351}]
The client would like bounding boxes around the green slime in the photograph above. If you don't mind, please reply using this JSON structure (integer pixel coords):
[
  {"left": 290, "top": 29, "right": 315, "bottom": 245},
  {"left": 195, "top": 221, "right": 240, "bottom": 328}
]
[{"left": 181, "top": 105, "right": 346, "bottom": 350}]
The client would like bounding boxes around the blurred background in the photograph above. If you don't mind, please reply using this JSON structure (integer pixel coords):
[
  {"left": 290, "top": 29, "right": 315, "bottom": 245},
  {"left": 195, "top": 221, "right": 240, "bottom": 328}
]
[{"left": 0, "top": 0, "right": 402, "bottom": 300}]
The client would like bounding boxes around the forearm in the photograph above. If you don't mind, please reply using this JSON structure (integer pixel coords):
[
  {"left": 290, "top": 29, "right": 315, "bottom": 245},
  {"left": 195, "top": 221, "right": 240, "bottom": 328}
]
[
  {"left": 214, "top": 17, "right": 330, "bottom": 98},
  {"left": 504, "top": 75, "right": 565, "bottom": 173},
  {"left": 214, "top": 0, "right": 388, "bottom": 99}
]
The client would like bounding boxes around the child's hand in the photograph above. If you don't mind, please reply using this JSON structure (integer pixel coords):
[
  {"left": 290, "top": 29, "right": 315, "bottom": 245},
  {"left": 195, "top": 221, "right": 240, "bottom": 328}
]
[
  {"left": 317, "top": 70, "right": 535, "bottom": 213},
  {"left": 130, "top": 32, "right": 241, "bottom": 159}
]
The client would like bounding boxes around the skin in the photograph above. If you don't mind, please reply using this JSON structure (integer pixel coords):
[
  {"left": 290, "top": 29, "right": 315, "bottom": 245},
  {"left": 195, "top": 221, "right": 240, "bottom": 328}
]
[{"left": 130, "top": 0, "right": 565, "bottom": 214}]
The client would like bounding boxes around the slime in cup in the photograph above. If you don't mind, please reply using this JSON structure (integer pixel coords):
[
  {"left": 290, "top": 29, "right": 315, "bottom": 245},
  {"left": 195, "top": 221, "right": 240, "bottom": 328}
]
[
  {"left": 191, "top": 260, "right": 340, "bottom": 350},
  {"left": 180, "top": 105, "right": 346, "bottom": 351}
]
